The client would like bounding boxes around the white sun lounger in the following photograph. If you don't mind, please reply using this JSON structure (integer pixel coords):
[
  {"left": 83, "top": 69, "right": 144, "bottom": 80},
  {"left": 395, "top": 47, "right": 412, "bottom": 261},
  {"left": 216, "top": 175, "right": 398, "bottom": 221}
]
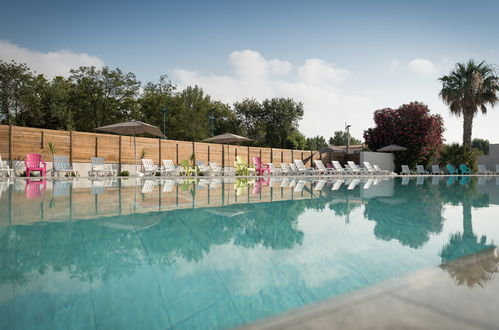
[
  {"left": 141, "top": 159, "right": 159, "bottom": 176},
  {"left": 416, "top": 165, "right": 429, "bottom": 174},
  {"left": 477, "top": 164, "right": 493, "bottom": 175},
  {"left": 90, "top": 157, "right": 115, "bottom": 177},
  {"left": 0, "top": 154, "right": 14, "bottom": 177},
  {"left": 431, "top": 165, "right": 442, "bottom": 175},
  {"left": 53, "top": 155, "right": 80, "bottom": 177}
]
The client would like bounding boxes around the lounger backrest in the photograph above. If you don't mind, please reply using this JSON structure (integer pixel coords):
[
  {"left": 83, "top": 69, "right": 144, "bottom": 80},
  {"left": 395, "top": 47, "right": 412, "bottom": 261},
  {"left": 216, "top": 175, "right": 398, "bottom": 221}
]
[
  {"left": 478, "top": 164, "right": 486, "bottom": 172},
  {"left": 54, "top": 156, "right": 71, "bottom": 171},
  {"left": 280, "top": 163, "right": 290, "bottom": 172},
  {"left": 332, "top": 161, "right": 343, "bottom": 171},
  {"left": 141, "top": 159, "right": 155, "bottom": 171},
  {"left": 268, "top": 163, "right": 276, "bottom": 170},
  {"left": 163, "top": 160, "right": 176, "bottom": 170},
  {"left": 209, "top": 161, "right": 221, "bottom": 171},
  {"left": 373, "top": 165, "right": 382, "bottom": 172},
  {"left": 196, "top": 161, "right": 210, "bottom": 172},
  {"left": 363, "top": 162, "right": 374, "bottom": 171},
  {"left": 290, "top": 163, "right": 298, "bottom": 172},
  {"left": 347, "top": 161, "right": 358, "bottom": 169},
  {"left": 91, "top": 157, "right": 106, "bottom": 170},
  {"left": 416, "top": 165, "right": 425, "bottom": 174},
  {"left": 314, "top": 160, "right": 326, "bottom": 170},
  {"left": 401, "top": 165, "right": 410, "bottom": 173},
  {"left": 432, "top": 165, "right": 440, "bottom": 174},
  {"left": 294, "top": 159, "right": 306, "bottom": 170}
]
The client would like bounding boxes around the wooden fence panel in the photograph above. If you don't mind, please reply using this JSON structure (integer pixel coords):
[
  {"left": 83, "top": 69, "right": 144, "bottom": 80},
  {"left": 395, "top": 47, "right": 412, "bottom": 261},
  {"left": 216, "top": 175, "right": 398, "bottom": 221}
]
[
  {"left": 260, "top": 148, "right": 271, "bottom": 163},
  {"left": 209, "top": 144, "right": 222, "bottom": 164},
  {"left": 194, "top": 142, "right": 210, "bottom": 163},
  {"left": 160, "top": 139, "right": 177, "bottom": 163},
  {"left": 177, "top": 141, "right": 193, "bottom": 164},
  {"left": 73, "top": 131, "right": 98, "bottom": 162},
  {"left": 96, "top": 134, "right": 120, "bottom": 163},
  {"left": 0, "top": 126, "right": 9, "bottom": 159}
]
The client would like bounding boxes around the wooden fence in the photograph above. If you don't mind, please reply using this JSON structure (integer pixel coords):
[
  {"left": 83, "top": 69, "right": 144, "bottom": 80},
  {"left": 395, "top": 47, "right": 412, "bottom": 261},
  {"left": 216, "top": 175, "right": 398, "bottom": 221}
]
[{"left": 0, "top": 125, "right": 353, "bottom": 169}]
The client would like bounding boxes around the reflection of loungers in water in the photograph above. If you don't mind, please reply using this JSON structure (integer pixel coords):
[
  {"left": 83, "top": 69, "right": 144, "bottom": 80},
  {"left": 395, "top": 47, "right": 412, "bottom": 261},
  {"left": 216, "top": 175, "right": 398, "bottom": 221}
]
[
  {"left": 460, "top": 176, "right": 470, "bottom": 186},
  {"left": 91, "top": 179, "right": 115, "bottom": 195},
  {"left": 53, "top": 180, "right": 72, "bottom": 197},
  {"left": 269, "top": 178, "right": 281, "bottom": 187},
  {"left": 162, "top": 180, "right": 176, "bottom": 192},
  {"left": 446, "top": 176, "right": 456, "bottom": 186},
  {"left": 280, "top": 178, "right": 290, "bottom": 188},
  {"left": 288, "top": 179, "right": 297, "bottom": 187},
  {"left": 196, "top": 179, "right": 209, "bottom": 190},
  {"left": 347, "top": 179, "right": 360, "bottom": 190},
  {"left": 363, "top": 179, "right": 373, "bottom": 190},
  {"left": 477, "top": 177, "right": 487, "bottom": 185},
  {"left": 314, "top": 180, "right": 327, "bottom": 191},
  {"left": 332, "top": 180, "right": 343, "bottom": 191},
  {"left": 416, "top": 176, "right": 425, "bottom": 185},
  {"left": 431, "top": 176, "right": 441, "bottom": 185},
  {"left": 496, "top": 177, "right": 499, "bottom": 186},
  {"left": 141, "top": 180, "right": 156, "bottom": 194},
  {"left": 293, "top": 180, "right": 306, "bottom": 193},
  {"left": 209, "top": 179, "right": 221, "bottom": 190},
  {"left": 401, "top": 177, "right": 410, "bottom": 185}
]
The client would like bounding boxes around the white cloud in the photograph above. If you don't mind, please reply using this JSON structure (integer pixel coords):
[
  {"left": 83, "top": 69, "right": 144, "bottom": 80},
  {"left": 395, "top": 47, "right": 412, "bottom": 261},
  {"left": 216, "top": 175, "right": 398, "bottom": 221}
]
[
  {"left": 0, "top": 40, "right": 104, "bottom": 78},
  {"left": 391, "top": 59, "right": 400, "bottom": 68},
  {"left": 173, "top": 50, "right": 370, "bottom": 138},
  {"left": 408, "top": 58, "right": 438, "bottom": 75}
]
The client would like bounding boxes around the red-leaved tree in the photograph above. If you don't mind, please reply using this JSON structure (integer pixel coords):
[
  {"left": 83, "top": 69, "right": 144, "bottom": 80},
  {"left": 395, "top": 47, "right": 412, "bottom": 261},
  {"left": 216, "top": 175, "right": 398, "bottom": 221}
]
[{"left": 364, "top": 102, "right": 445, "bottom": 171}]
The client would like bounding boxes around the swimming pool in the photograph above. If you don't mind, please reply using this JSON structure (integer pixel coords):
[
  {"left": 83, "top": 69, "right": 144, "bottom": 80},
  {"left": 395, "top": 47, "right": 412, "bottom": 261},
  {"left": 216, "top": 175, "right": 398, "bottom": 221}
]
[{"left": 0, "top": 176, "right": 498, "bottom": 329}]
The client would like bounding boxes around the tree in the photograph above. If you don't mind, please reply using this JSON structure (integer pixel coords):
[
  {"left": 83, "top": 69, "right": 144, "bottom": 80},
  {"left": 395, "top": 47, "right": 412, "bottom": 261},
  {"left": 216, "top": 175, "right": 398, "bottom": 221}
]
[
  {"left": 0, "top": 60, "right": 43, "bottom": 125},
  {"left": 471, "top": 138, "right": 489, "bottom": 155},
  {"left": 138, "top": 75, "right": 176, "bottom": 135},
  {"left": 439, "top": 60, "right": 499, "bottom": 149},
  {"left": 306, "top": 135, "right": 328, "bottom": 150},
  {"left": 234, "top": 98, "right": 266, "bottom": 145},
  {"left": 68, "top": 66, "right": 141, "bottom": 131},
  {"left": 167, "top": 85, "right": 212, "bottom": 141},
  {"left": 328, "top": 130, "right": 362, "bottom": 146},
  {"left": 363, "top": 102, "right": 445, "bottom": 171},
  {"left": 284, "top": 129, "right": 307, "bottom": 149},
  {"left": 261, "top": 98, "right": 304, "bottom": 148},
  {"left": 209, "top": 101, "right": 240, "bottom": 136}
]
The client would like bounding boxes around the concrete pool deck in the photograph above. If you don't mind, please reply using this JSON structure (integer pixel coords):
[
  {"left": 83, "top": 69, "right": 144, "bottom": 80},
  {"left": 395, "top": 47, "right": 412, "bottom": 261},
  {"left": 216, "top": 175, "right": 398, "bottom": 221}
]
[{"left": 244, "top": 248, "right": 499, "bottom": 330}]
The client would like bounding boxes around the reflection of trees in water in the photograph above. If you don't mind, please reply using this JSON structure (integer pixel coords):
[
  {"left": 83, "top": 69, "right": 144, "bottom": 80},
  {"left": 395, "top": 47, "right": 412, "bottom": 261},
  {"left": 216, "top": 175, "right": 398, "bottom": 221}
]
[
  {"left": 363, "top": 181, "right": 444, "bottom": 248},
  {"left": 439, "top": 177, "right": 494, "bottom": 270},
  {"left": 441, "top": 247, "right": 499, "bottom": 288},
  {"left": 0, "top": 197, "right": 313, "bottom": 287}
]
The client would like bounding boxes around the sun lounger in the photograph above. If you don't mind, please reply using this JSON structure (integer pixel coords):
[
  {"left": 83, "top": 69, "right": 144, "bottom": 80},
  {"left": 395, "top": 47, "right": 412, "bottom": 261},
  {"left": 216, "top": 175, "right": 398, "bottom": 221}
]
[
  {"left": 363, "top": 162, "right": 377, "bottom": 175},
  {"left": 294, "top": 159, "right": 316, "bottom": 175},
  {"left": 53, "top": 155, "right": 79, "bottom": 177},
  {"left": 416, "top": 165, "right": 429, "bottom": 175},
  {"left": 280, "top": 163, "right": 293, "bottom": 175},
  {"left": 459, "top": 164, "right": 471, "bottom": 175},
  {"left": 401, "top": 165, "right": 413, "bottom": 175},
  {"left": 196, "top": 161, "right": 212, "bottom": 176},
  {"left": 90, "top": 157, "right": 115, "bottom": 177},
  {"left": 431, "top": 165, "right": 442, "bottom": 175},
  {"left": 477, "top": 164, "right": 493, "bottom": 175},
  {"left": 267, "top": 163, "right": 282, "bottom": 175},
  {"left": 315, "top": 160, "right": 335, "bottom": 175},
  {"left": 162, "top": 160, "right": 181, "bottom": 176},
  {"left": 446, "top": 164, "right": 459, "bottom": 175},
  {"left": 373, "top": 164, "right": 391, "bottom": 175},
  {"left": 208, "top": 162, "right": 224, "bottom": 176},
  {"left": 348, "top": 161, "right": 368, "bottom": 175},
  {"left": 0, "top": 154, "right": 14, "bottom": 177},
  {"left": 332, "top": 161, "right": 348, "bottom": 175},
  {"left": 141, "top": 159, "right": 159, "bottom": 176}
]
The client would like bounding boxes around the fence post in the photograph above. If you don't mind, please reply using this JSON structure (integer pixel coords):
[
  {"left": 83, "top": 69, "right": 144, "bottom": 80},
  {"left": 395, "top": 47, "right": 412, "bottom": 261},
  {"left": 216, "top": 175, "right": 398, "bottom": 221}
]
[
  {"left": 118, "top": 136, "right": 122, "bottom": 173},
  {"left": 208, "top": 145, "right": 210, "bottom": 162},
  {"left": 176, "top": 144, "right": 179, "bottom": 164},
  {"left": 192, "top": 141, "right": 195, "bottom": 164},
  {"left": 291, "top": 149, "right": 293, "bottom": 162},
  {"left": 281, "top": 151, "right": 283, "bottom": 163},
  {"left": 41, "top": 130, "right": 44, "bottom": 149},
  {"left": 270, "top": 148, "right": 273, "bottom": 163},
  {"left": 69, "top": 131, "right": 73, "bottom": 165},
  {"left": 310, "top": 150, "right": 313, "bottom": 167},
  {"left": 95, "top": 136, "right": 98, "bottom": 157},
  {"left": 259, "top": 149, "right": 262, "bottom": 160},
  {"left": 158, "top": 138, "right": 162, "bottom": 166},
  {"left": 8, "top": 125, "right": 13, "bottom": 167},
  {"left": 247, "top": 146, "right": 250, "bottom": 163}
]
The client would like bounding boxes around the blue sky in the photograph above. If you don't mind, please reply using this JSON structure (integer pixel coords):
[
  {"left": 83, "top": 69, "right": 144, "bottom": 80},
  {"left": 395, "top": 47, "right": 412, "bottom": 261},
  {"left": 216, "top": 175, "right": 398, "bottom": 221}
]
[{"left": 2, "top": 0, "right": 499, "bottom": 142}]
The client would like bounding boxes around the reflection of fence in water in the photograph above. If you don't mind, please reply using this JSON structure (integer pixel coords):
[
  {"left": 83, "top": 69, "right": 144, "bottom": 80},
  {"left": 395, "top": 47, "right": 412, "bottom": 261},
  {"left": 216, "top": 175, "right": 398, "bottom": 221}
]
[{"left": 1, "top": 178, "right": 361, "bottom": 226}]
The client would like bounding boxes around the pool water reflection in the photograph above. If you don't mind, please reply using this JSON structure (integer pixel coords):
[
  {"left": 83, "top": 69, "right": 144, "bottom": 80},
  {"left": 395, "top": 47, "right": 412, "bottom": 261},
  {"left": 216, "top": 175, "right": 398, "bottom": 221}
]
[{"left": 0, "top": 176, "right": 499, "bottom": 329}]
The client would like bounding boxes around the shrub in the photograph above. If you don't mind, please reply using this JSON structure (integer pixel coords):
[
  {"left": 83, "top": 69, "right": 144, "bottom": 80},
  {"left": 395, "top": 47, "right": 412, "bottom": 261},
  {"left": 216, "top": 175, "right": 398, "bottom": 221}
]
[
  {"left": 438, "top": 143, "right": 479, "bottom": 172},
  {"left": 119, "top": 171, "right": 129, "bottom": 176}
]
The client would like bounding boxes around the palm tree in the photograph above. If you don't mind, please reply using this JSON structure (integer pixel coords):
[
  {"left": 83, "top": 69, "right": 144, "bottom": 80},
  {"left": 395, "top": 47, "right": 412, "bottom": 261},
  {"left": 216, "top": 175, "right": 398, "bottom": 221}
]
[{"left": 439, "top": 60, "right": 499, "bottom": 149}]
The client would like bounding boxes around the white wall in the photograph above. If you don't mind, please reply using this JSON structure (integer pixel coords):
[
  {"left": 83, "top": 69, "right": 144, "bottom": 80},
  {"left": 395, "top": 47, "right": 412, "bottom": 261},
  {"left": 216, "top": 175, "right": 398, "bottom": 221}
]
[
  {"left": 478, "top": 143, "right": 499, "bottom": 170},
  {"left": 360, "top": 151, "right": 394, "bottom": 172}
]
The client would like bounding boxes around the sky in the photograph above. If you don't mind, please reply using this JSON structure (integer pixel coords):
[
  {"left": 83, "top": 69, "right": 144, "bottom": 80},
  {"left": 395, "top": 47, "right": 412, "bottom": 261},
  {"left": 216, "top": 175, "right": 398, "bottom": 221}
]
[{"left": 1, "top": 0, "right": 499, "bottom": 143}]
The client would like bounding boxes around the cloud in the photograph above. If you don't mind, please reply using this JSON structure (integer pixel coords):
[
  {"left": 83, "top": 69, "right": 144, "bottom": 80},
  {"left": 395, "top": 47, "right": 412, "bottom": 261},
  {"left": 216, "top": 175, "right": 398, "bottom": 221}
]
[
  {"left": 173, "top": 50, "right": 370, "bottom": 138},
  {"left": 408, "top": 58, "right": 437, "bottom": 75},
  {"left": 391, "top": 59, "right": 400, "bottom": 68},
  {"left": 0, "top": 40, "right": 104, "bottom": 78}
]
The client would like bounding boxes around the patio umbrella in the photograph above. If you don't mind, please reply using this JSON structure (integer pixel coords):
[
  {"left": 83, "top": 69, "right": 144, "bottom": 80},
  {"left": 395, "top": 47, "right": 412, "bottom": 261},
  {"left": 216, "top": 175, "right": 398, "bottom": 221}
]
[
  {"left": 95, "top": 120, "right": 165, "bottom": 174},
  {"left": 377, "top": 144, "right": 407, "bottom": 152},
  {"left": 202, "top": 133, "right": 252, "bottom": 168}
]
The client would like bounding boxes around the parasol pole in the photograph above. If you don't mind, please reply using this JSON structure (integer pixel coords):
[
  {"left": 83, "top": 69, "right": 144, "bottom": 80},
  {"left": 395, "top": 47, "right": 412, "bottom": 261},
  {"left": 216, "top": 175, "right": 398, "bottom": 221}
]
[{"left": 134, "top": 134, "right": 137, "bottom": 174}]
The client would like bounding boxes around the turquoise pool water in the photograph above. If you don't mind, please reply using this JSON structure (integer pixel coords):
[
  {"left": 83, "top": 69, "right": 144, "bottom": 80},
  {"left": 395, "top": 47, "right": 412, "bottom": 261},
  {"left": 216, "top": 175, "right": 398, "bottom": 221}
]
[{"left": 0, "top": 176, "right": 499, "bottom": 329}]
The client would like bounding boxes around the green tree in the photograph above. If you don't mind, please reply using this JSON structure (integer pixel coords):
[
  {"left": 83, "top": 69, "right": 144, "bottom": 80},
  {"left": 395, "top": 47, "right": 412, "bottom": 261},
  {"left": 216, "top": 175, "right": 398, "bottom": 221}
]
[
  {"left": 439, "top": 60, "right": 499, "bottom": 149},
  {"left": 68, "top": 66, "right": 141, "bottom": 131},
  {"left": 284, "top": 129, "right": 307, "bottom": 149},
  {"left": 471, "top": 138, "right": 489, "bottom": 155},
  {"left": 39, "top": 76, "right": 74, "bottom": 130},
  {"left": 0, "top": 60, "right": 43, "bottom": 125},
  {"left": 209, "top": 101, "right": 240, "bottom": 136},
  {"left": 234, "top": 98, "right": 266, "bottom": 145},
  {"left": 167, "top": 85, "right": 212, "bottom": 141},
  {"left": 261, "top": 98, "right": 304, "bottom": 148},
  {"left": 328, "top": 130, "right": 362, "bottom": 146},
  {"left": 138, "top": 75, "right": 176, "bottom": 135},
  {"left": 306, "top": 135, "right": 328, "bottom": 150}
]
